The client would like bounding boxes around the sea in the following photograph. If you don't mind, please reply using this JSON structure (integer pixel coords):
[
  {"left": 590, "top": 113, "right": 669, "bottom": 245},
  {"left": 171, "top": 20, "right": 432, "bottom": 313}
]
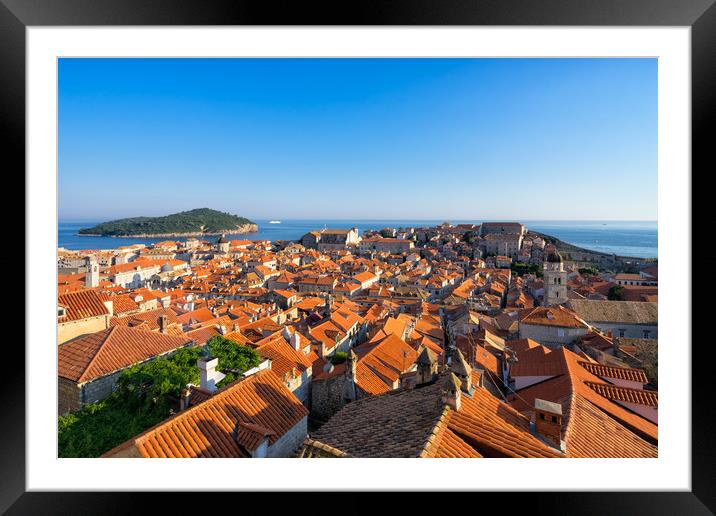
[{"left": 58, "top": 219, "right": 658, "bottom": 258}]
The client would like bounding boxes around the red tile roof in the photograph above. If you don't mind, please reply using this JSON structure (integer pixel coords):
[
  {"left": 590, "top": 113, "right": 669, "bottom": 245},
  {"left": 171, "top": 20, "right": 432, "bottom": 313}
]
[
  {"left": 520, "top": 305, "right": 590, "bottom": 329},
  {"left": 58, "top": 326, "right": 193, "bottom": 383},
  {"left": 511, "top": 347, "right": 657, "bottom": 456},
  {"left": 578, "top": 361, "right": 648, "bottom": 384},
  {"left": 583, "top": 381, "right": 657, "bottom": 407},
  {"left": 58, "top": 290, "right": 109, "bottom": 322},
  {"left": 108, "top": 369, "right": 308, "bottom": 458},
  {"left": 256, "top": 335, "right": 312, "bottom": 380}
]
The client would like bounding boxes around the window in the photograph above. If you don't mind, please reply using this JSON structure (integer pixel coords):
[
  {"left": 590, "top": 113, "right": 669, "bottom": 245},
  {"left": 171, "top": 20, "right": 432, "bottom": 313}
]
[
  {"left": 551, "top": 415, "right": 557, "bottom": 423},
  {"left": 643, "top": 330, "right": 651, "bottom": 338},
  {"left": 619, "top": 329, "right": 626, "bottom": 338}
]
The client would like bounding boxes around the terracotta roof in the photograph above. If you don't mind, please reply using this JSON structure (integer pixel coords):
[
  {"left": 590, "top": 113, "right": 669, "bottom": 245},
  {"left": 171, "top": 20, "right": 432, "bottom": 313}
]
[
  {"left": 110, "top": 369, "right": 308, "bottom": 458},
  {"left": 430, "top": 388, "right": 561, "bottom": 458},
  {"left": 509, "top": 340, "right": 565, "bottom": 377},
  {"left": 184, "top": 325, "right": 222, "bottom": 345},
  {"left": 578, "top": 361, "right": 649, "bottom": 384},
  {"left": 561, "top": 394, "right": 657, "bottom": 458},
  {"left": 107, "top": 294, "right": 141, "bottom": 315},
  {"left": 256, "top": 335, "right": 312, "bottom": 380},
  {"left": 298, "top": 438, "right": 350, "bottom": 458},
  {"left": 58, "top": 326, "right": 193, "bottom": 383},
  {"left": 583, "top": 381, "right": 658, "bottom": 407},
  {"left": 511, "top": 348, "right": 657, "bottom": 455},
  {"left": 356, "top": 334, "right": 418, "bottom": 395},
  {"left": 176, "top": 307, "right": 215, "bottom": 326},
  {"left": 58, "top": 290, "right": 109, "bottom": 322},
  {"left": 309, "top": 373, "right": 560, "bottom": 458},
  {"left": 520, "top": 306, "right": 590, "bottom": 329}
]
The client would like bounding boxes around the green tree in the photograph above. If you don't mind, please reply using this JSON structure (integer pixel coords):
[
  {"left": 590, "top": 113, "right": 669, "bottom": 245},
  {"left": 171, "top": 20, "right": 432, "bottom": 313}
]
[
  {"left": 578, "top": 267, "right": 598, "bottom": 276},
  {"left": 331, "top": 351, "right": 348, "bottom": 364},
  {"left": 58, "top": 347, "right": 203, "bottom": 458},
  {"left": 462, "top": 231, "right": 477, "bottom": 244},
  {"left": 207, "top": 335, "right": 261, "bottom": 386},
  {"left": 115, "top": 347, "right": 202, "bottom": 405},
  {"left": 608, "top": 285, "right": 625, "bottom": 300}
]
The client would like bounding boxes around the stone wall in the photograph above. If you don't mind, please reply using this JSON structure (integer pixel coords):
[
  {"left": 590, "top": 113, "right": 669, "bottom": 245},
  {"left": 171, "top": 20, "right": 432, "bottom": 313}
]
[
  {"left": 311, "top": 375, "right": 349, "bottom": 423},
  {"left": 588, "top": 322, "right": 657, "bottom": 340},
  {"left": 58, "top": 377, "right": 82, "bottom": 415},
  {"left": 58, "top": 315, "right": 109, "bottom": 345},
  {"left": 290, "top": 372, "right": 312, "bottom": 406},
  {"left": 80, "top": 369, "right": 125, "bottom": 406},
  {"left": 518, "top": 323, "right": 588, "bottom": 349},
  {"left": 268, "top": 416, "right": 308, "bottom": 458}
]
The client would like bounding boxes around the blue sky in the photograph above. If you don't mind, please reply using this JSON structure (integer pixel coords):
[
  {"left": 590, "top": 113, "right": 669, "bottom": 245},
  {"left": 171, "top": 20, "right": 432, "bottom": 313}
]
[{"left": 58, "top": 58, "right": 657, "bottom": 222}]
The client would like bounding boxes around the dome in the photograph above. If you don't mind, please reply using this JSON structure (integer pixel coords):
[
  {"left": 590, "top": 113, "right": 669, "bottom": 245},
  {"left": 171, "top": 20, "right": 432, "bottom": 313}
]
[
  {"left": 217, "top": 234, "right": 228, "bottom": 244},
  {"left": 546, "top": 251, "right": 563, "bottom": 263}
]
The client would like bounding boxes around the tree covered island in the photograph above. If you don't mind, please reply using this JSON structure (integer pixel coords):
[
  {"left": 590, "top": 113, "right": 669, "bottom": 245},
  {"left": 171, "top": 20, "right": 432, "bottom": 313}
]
[{"left": 78, "top": 208, "right": 258, "bottom": 237}]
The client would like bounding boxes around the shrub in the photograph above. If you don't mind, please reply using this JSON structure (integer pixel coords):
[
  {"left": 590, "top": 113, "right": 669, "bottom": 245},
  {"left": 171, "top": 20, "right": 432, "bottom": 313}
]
[
  {"left": 207, "top": 335, "right": 262, "bottom": 387},
  {"left": 331, "top": 351, "right": 348, "bottom": 364},
  {"left": 608, "top": 285, "right": 625, "bottom": 300}
]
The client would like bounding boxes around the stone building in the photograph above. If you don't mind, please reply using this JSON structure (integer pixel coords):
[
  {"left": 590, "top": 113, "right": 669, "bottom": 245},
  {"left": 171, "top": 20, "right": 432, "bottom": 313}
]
[
  {"left": 518, "top": 305, "right": 591, "bottom": 349},
  {"left": 482, "top": 233, "right": 524, "bottom": 259},
  {"left": 480, "top": 222, "right": 525, "bottom": 237},
  {"left": 103, "top": 368, "right": 308, "bottom": 458},
  {"left": 565, "top": 299, "right": 658, "bottom": 339},
  {"left": 300, "top": 356, "right": 563, "bottom": 458},
  {"left": 57, "top": 290, "right": 112, "bottom": 345},
  {"left": 57, "top": 325, "right": 194, "bottom": 414},
  {"left": 310, "top": 334, "right": 421, "bottom": 423},
  {"left": 543, "top": 251, "right": 568, "bottom": 306},
  {"left": 301, "top": 228, "right": 360, "bottom": 251}
]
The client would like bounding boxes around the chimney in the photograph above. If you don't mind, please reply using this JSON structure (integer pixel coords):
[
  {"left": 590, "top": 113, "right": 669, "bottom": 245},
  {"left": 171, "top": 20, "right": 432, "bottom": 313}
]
[
  {"left": 416, "top": 346, "right": 438, "bottom": 385},
  {"left": 198, "top": 356, "right": 225, "bottom": 393},
  {"left": 159, "top": 314, "right": 168, "bottom": 333},
  {"left": 232, "top": 322, "right": 240, "bottom": 332},
  {"left": 103, "top": 299, "right": 114, "bottom": 317},
  {"left": 290, "top": 331, "right": 301, "bottom": 351},
  {"left": 231, "top": 419, "right": 273, "bottom": 458},
  {"left": 441, "top": 373, "right": 462, "bottom": 411},
  {"left": 179, "top": 387, "right": 192, "bottom": 411},
  {"left": 346, "top": 349, "right": 357, "bottom": 385},
  {"left": 534, "top": 398, "right": 563, "bottom": 449}
]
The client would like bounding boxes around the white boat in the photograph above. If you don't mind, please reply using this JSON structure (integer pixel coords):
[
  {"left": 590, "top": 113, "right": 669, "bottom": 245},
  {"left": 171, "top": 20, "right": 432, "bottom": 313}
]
[{"left": 269, "top": 220, "right": 281, "bottom": 224}]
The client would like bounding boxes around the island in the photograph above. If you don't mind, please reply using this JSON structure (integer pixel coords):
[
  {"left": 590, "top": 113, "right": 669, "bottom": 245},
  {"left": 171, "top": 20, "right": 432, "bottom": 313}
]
[{"left": 78, "top": 208, "right": 258, "bottom": 237}]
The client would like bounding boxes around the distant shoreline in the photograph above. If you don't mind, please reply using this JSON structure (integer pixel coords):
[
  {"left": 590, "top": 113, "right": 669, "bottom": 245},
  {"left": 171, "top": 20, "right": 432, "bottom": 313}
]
[
  {"left": 529, "top": 230, "right": 656, "bottom": 263},
  {"left": 77, "top": 226, "right": 259, "bottom": 239}
]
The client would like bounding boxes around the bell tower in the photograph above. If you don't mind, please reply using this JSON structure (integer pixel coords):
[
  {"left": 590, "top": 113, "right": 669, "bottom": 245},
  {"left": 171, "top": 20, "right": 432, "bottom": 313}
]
[
  {"left": 543, "top": 251, "right": 567, "bottom": 306},
  {"left": 217, "top": 234, "right": 230, "bottom": 254},
  {"left": 85, "top": 255, "right": 99, "bottom": 288}
]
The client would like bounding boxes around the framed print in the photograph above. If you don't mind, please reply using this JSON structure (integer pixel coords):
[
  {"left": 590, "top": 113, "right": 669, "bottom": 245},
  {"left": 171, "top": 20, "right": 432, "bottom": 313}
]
[{"left": 5, "top": 0, "right": 713, "bottom": 513}]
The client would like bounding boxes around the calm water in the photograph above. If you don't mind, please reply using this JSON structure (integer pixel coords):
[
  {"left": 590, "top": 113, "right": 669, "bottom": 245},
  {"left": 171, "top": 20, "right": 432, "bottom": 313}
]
[{"left": 58, "top": 219, "right": 657, "bottom": 258}]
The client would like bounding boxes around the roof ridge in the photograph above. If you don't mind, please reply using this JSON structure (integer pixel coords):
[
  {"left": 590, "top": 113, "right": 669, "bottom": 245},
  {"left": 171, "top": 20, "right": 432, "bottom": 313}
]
[
  {"left": 418, "top": 405, "right": 452, "bottom": 458},
  {"left": 577, "top": 360, "right": 646, "bottom": 374},
  {"left": 133, "top": 368, "right": 279, "bottom": 448},
  {"left": 77, "top": 326, "right": 117, "bottom": 382}
]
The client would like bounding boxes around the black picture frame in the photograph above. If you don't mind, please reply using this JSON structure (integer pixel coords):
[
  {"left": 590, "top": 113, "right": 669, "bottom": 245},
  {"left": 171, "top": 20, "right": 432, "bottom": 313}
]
[{"left": 6, "top": 0, "right": 712, "bottom": 512}]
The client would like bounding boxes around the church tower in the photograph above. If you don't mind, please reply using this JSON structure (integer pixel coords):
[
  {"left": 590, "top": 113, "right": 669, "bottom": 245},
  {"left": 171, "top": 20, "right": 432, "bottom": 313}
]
[
  {"left": 85, "top": 255, "right": 99, "bottom": 288},
  {"left": 543, "top": 251, "right": 567, "bottom": 306},
  {"left": 217, "top": 234, "right": 230, "bottom": 254}
]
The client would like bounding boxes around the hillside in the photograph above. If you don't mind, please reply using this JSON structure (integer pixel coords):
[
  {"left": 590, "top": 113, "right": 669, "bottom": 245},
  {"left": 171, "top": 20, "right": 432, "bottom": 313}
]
[{"left": 79, "top": 208, "right": 258, "bottom": 237}]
